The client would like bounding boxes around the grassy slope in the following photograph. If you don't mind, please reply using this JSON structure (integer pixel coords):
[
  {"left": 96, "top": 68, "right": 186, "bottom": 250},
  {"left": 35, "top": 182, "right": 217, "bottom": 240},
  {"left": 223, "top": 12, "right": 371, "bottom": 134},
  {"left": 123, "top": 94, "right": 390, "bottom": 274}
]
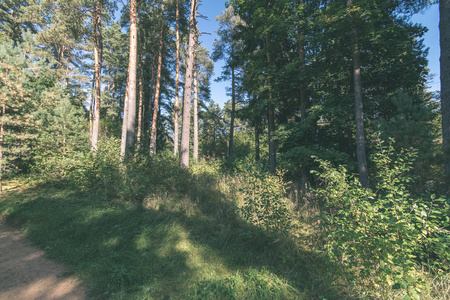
[{"left": 0, "top": 161, "right": 347, "bottom": 299}]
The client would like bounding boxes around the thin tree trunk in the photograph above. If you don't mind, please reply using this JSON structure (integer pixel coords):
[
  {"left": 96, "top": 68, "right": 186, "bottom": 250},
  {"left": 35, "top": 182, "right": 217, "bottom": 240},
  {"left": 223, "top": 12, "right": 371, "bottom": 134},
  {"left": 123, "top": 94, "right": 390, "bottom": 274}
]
[
  {"left": 0, "top": 103, "right": 5, "bottom": 192},
  {"left": 348, "top": 0, "right": 369, "bottom": 188},
  {"left": 91, "top": 1, "right": 103, "bottom": 150},
  {"left": 193, "top": 24, "right": 199, "bottom": 163},
  {"left": 123, "top": 0, "right": 138, "bottom": 156},
  {"left": 137, "top": 57, "right": 144, "bottom": 150},
  {"left": 229, "top": 66, "right": 235, "bottom": 158},
  {"left": 193, "top": 64, "right": 199, "bottom": 162},
  {"left": 441, "top": 0, "right": 450, "bottom": 175},
  {"left": 229, "top": 23, "right": 236, "bottom": 158},
  {"left": 180, "top": 0, "right": 198, "bottom": 168},
  {"left": 147, "top": 60, "right": 156, "bottom": 126},
  {"left": 174, "top": 0, "right": 180, "bottom": 158},
  {"left": 89, "top": 80, "right": 94, "bottom": 143},
  {"left": 255, "top": 121, "right": 260, "bottom": 161},
  {"left": 150, "top": 2, "right": 165, "bottom": 155},
  {"left": 120, "top": 86, "right": 129, "bottom": 161},
  {"left": 266, "top": 33, "right": 276, "bottom": 174}
]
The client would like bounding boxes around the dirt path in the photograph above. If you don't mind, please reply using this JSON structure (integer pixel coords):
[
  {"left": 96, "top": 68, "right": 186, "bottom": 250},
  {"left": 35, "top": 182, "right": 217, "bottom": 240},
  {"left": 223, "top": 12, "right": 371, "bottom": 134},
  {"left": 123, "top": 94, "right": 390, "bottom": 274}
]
[{"left": 0, "top": 223, "right": 87, "bottom": 300}]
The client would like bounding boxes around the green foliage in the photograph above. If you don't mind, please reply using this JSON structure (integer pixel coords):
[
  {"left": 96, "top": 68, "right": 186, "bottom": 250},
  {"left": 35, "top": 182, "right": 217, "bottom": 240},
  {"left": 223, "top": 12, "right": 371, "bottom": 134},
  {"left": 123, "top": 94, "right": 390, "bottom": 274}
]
[
  {"left": 238, "top": 160, "right": 292, "bottom": 234},
  {"left": 33, "top": 96, "right": 89, "bottom": 177},
  {"left": 67, "top": 137, "right": 122, "bottom": 198},
  {"left": 194, "top": 268, "right": 302, "bottom": 300},
  {"left": 0, "top": 157, "right": 330, "bottom": 299},
  {"left": 314, "top": 141, "right": 450, "bottom": 298}
]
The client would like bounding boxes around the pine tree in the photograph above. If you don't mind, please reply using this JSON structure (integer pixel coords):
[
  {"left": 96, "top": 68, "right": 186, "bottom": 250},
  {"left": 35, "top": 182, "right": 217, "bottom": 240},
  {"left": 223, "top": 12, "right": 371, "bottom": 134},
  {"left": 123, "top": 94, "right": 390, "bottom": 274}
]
[
  {"left": 179, "top": 0, "right": 198, "bottom": 168},
  {"left": 121, "top": 0, "right": 138, "bottom": 160},
  {"left": 212, "top": 6, "right": 243, "bottom": 159}
]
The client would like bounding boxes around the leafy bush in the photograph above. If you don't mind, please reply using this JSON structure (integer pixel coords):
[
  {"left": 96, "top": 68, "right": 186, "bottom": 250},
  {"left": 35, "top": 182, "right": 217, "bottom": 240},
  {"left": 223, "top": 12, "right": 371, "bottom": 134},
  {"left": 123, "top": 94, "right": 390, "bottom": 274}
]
[
  {"left": 67, "top": 137, "right": 122, "bottom": 198},
  {"left": 314, "top": 141, "right": 450, "bottom": 298},
  {"left": 238, "top": 160, "right": 292, "bottom": 234}
]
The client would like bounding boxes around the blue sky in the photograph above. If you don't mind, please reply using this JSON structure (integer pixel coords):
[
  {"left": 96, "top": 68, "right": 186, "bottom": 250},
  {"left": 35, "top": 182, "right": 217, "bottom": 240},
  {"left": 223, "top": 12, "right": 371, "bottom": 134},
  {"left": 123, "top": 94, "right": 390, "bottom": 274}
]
[{"left": 198, "top": 2, "right": 441, "bottom": 108}]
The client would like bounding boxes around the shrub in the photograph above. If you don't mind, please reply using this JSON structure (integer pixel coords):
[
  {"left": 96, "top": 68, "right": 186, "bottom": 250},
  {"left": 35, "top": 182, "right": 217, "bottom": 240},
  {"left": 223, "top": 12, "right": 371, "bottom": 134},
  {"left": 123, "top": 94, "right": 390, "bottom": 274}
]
[
  {"left": 313, "top": 141, "right": 450, "bottom": 298},
  {"left": 238, "top": 160, "right": 292, "bottom": 235}
]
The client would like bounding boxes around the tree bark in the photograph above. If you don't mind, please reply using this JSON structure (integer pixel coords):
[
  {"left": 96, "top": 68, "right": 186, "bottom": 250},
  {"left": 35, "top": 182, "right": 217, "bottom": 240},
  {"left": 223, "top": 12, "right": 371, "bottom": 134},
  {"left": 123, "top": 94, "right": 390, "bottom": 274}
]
[
  {"left": 193, "top": 63, "right": 199, "bottom": 163},
  {"left": 120, "top": 86, "right": 129, "bottom": 161},
  {"left": 150, "top": 2, "right": 165, "bottom": 155},
  {"left": 137, "top": 57, "right": 144, "bottom": 150},
  {"left": 174, "top": 0, "right": 180, "bottom": 158},
  {"left": 180, "top": 0, "right": 198, "bottom": 169},
  {"left": 123, "top": 0, "right": 138, "bottom": 157},
  {"left": 229, "top": 65, "right": 235, "bottom": 158},
  {"left": 91, "top": 1, "right": 103, "bottom": 150},
  {"left": 229, "top": 22, "right": 236, "bottom": 158},
  {"left": 193, "top": 24, "right": 200, "bottom": 163},
  {"left": 348, "top": 0, "right": 369, "bottom": 188},
  {"left": 441, "top": 0, "right": 450, "bottom": 175}
]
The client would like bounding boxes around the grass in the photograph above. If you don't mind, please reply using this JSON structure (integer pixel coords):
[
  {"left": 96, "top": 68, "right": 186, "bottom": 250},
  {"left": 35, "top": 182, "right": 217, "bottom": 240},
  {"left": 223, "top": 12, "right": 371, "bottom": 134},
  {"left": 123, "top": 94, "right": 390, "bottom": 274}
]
[
  {"left": 4, "top": 154, "right": 447, "bottom": 299},
  {"left": 0, "top": 156, "right": 347, "bottom": 299}
]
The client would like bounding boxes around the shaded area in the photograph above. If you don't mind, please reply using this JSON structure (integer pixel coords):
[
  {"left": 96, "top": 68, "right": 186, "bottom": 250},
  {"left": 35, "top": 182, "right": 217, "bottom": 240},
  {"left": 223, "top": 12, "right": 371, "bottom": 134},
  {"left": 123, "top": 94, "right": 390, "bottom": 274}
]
[
  {"left": 0, "top": 223, "right": 86, "bottom": 300},
  {"left": 0, "top": 163, "right": 352, "bottom": 299}
]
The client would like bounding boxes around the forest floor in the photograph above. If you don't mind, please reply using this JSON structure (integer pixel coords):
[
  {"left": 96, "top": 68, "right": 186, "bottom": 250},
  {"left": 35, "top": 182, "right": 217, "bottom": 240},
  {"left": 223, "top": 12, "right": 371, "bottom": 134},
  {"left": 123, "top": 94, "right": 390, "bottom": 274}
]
[{"left": 0, "top": 222, "right": 87, "bottom": 300}]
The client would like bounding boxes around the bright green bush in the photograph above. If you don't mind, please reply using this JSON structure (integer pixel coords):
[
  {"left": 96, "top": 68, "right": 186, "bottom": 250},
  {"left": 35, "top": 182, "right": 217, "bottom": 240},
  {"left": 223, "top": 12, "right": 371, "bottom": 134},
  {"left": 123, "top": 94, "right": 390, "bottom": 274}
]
[
  {"left": 314, "top": 141, "right": 450, "bottom": 298},
  {"left": 238, "top": 160, "right": 292, "bottom": 234}
]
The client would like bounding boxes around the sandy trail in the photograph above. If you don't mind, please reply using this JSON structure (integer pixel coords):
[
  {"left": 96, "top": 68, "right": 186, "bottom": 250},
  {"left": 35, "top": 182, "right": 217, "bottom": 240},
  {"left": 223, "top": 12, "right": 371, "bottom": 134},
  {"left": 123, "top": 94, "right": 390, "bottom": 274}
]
[{"left": 0, "top": 223, "right": 87, "bottom": 300}]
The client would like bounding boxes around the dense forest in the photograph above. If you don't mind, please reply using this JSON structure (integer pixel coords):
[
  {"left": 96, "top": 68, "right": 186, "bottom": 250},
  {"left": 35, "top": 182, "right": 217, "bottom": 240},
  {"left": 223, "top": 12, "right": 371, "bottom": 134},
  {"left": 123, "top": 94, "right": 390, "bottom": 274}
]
[{"left": 1, "top": 0, "right": 449, "bottom": 299}]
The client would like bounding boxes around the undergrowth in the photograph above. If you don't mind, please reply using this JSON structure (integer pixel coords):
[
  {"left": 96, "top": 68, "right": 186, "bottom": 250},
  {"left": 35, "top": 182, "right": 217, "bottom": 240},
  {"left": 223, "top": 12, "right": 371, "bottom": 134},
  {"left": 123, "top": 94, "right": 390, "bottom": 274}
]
[
  {"left": 313, "top": 140, "right": 450, "bottom": 299},
  {"left": 0, "top": 140, "right": 338, "bottom": 299},
  {"left": 1, "top": 138, "right": 449, "bottom": 299}
]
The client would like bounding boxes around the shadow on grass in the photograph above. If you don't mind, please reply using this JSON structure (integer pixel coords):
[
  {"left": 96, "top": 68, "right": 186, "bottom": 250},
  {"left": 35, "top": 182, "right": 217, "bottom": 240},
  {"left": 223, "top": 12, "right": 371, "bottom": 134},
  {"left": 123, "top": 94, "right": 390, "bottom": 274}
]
[{"left": 1, "top": 166, "right": 354, "bottom": 300}]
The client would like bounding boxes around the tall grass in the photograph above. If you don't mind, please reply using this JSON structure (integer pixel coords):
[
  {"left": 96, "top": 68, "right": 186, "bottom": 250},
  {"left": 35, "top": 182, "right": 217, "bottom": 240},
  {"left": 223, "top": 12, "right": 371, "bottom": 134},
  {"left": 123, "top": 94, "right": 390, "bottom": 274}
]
[
  {"left": 0, "top": 142, "right": 342, "bottom": 299},
  {"left": 1, "top": 139, "right": 447, "bottom": 299}
]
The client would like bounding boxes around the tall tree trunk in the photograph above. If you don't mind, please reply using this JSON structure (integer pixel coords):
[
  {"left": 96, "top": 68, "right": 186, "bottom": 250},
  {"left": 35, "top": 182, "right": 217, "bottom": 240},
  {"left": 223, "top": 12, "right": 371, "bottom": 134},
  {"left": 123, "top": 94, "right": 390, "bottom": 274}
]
[
  {"left": 174, "top": 0, "right": 180, "bottom": 158},
  {"left": 137, "top": 57, "right": 144, "bottom": 150},
  {"left": 123, "top": 0, "right": 138, "bottom": 157},
  {"left": 180, "top": 0, "right": 198, "bottom": 169},
  {"left": 441, "top": 0, "right": 450, "bottom": 175},
  {"left": 91, "top": 1, "right": 103, "bottom": 150},
  {"left": 266, "top": 33, "right": 276, "bottom": 174},
  {"left": 89, "top": 80, "right": 94, "bottom": 143},
  {"left": 150, "top": 2, "right": 165, "bottom": 155},
  {"left": 0, "top": 103, "right": 5, "bottom": 192},
  {"left": 120, "top": 86, "right": 129, "bottom": 161},
  {"left": 193, "top": 25, "right": 199, "bottom": 163},
  {"left": 348, "top": 0, "right": 369, "bottom": 188},
  {"left": 193, "top": 64, "right": 199, "bottom": 163},
  {"left": 229, "top": 22, "right": 236, "bottom": 158},
  {"left": 229, "top": 65, "right": 235, "bottom": 158}
]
